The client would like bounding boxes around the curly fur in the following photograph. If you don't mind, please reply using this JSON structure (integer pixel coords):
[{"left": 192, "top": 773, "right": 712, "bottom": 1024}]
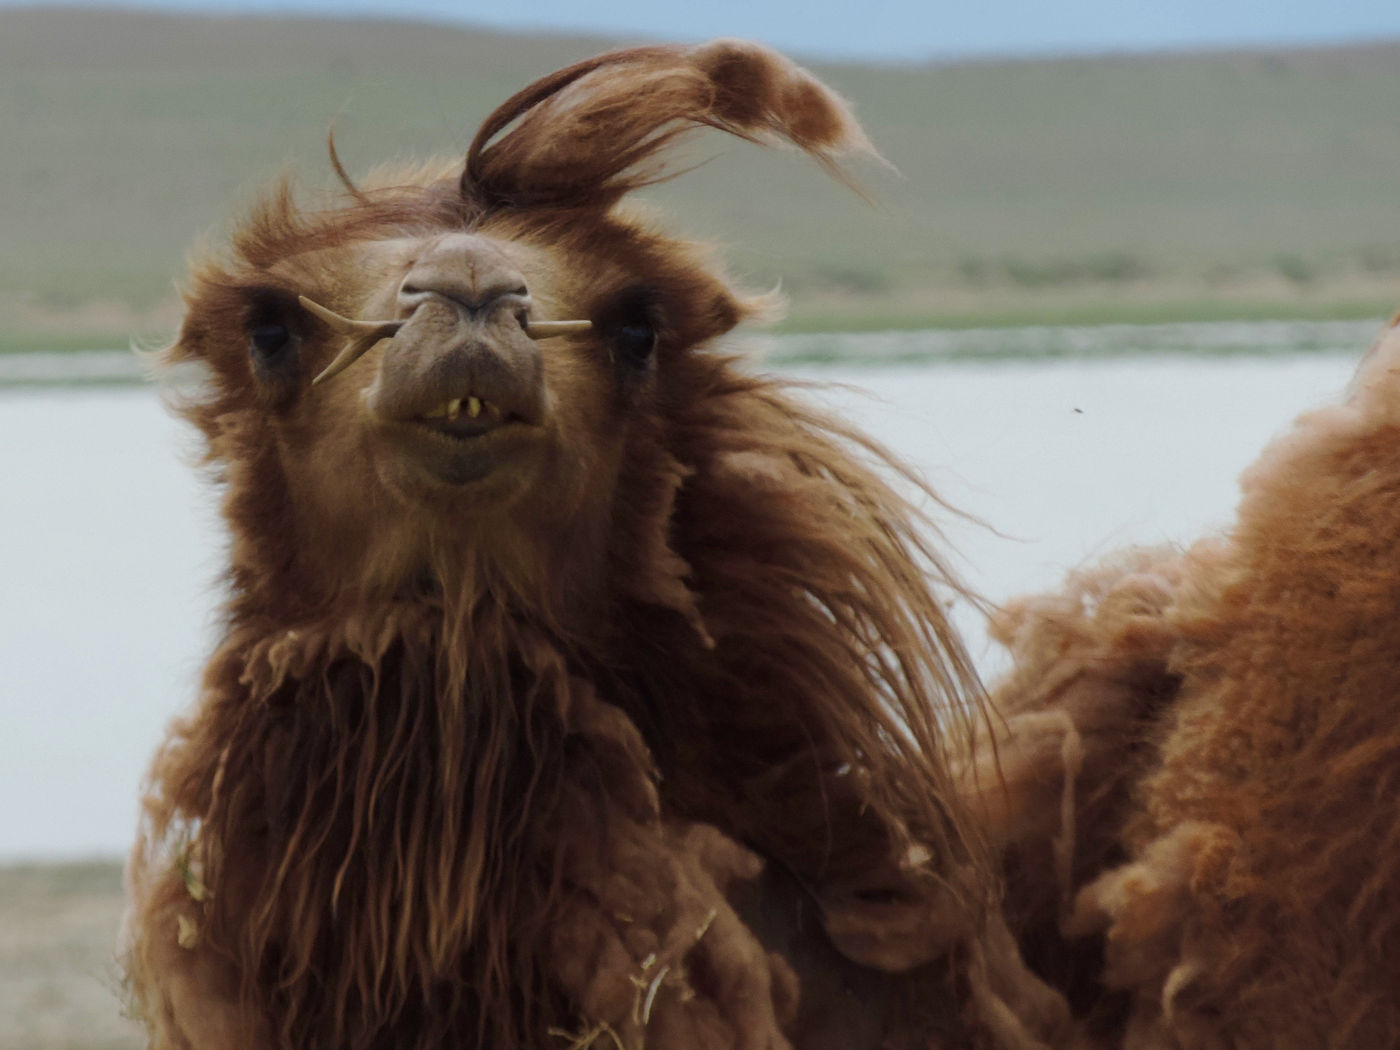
[
  {"left": 980, "top": 317, "right": 1400, "bottom": 1047},
  {"left": 121, "top": 40, "right": 1068, "bottom": 1050}
]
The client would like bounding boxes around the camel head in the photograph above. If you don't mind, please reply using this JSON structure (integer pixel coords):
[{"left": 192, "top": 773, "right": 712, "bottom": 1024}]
[{"left": 167, "top": 41, "right": 874, "bottom": 622}]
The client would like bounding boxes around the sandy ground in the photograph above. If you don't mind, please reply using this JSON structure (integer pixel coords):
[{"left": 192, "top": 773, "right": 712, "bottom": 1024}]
[{"left": 0, "top": 861, "right": 144, "bottom": 1050}]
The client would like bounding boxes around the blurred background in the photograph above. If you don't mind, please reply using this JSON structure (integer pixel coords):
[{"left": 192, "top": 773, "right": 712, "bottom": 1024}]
[
  {"left": 3, "top": 2, "right": 1399, "bottom": 1045},
  {"left": 7, "top": 0, "right": 1400, "bottom": 349}
]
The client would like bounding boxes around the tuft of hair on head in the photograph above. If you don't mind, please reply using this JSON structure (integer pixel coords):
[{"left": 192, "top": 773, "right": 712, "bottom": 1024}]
[
  {"left": 325, "top": 124, "right": 370, "bottom": 204},
  {"left": 461, "top": 39, "right": 882, "bottom": 214}
]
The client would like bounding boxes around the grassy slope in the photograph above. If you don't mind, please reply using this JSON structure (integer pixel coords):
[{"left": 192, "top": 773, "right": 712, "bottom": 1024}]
[{"left": 3, "top": 8, "right": 1400, "bottom": 345}]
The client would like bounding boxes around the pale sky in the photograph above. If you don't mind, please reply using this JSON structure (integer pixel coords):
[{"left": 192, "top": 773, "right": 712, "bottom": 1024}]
[{"left": 12, "top": 0, "right": 1400, "bottom": 61}]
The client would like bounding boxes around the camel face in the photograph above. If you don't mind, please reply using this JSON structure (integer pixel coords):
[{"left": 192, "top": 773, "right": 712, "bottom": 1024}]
[
  {"left": 263, "top": 231, "right": 610, "bottom": 512},
  {"left": 158, "top": 35, "right": 888, "bottom": 616},
  {"left": 168, "top": 188, "right": 747, "bottom": 609}
]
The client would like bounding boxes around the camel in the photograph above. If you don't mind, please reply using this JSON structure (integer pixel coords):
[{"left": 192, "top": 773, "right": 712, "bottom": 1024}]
[
  {"left": 121, "top": 40, "right": 1072, "bottom": 1050},
  {"left": 972, "top": 315, "right": 1400, "bottom": 1047}
]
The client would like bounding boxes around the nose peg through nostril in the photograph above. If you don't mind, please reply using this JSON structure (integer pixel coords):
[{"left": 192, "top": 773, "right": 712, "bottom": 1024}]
[
  {"left": 301, "top": 234, "right": 598, "bottom": 386},
  {"left": 301, "top": 297, "right": 404, "bottom": 386},
  {"left": 302, "top": 291, "right": 595, "bottom": 387}
]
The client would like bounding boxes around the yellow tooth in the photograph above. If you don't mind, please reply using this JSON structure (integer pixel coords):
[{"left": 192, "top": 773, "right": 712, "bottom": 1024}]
[
  {"left": 446, "top": 398, "right": 461, "bottom": 421},
  {"left": 467, "top": 396, "right": 483, "bottom": 419}
]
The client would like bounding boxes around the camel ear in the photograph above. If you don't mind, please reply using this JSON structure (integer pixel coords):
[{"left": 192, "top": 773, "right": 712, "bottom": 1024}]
[{"left": 462, "top": 39, "right": 878, "bottom": 212}]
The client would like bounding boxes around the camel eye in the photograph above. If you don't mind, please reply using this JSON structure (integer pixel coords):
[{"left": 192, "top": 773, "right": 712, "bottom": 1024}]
[
  {"left": 602, "top": 286, "right": 661, "bottom": 376},
  {"left": 243, "top": 293, "right": 303, "bottom": 392},
  {"left": 614, "top": 321, "right": 657, "bottom": 369},
  {"left": 249, "top": 323, "right": 292, "bottom": 359}
]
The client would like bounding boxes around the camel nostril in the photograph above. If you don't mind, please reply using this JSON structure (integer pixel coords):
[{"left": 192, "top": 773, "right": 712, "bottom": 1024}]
[{"left": 396, "top": 281, "right": 533, "bottom": 321}]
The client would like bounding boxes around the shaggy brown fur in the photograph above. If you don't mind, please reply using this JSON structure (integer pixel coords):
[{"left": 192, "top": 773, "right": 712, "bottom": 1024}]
[
  {"left": 978, "top": 318, "right": 1400, "bottom": 1046},
  {"left": 123, "top": 41, "right": 1070, "bottom": 1050}
]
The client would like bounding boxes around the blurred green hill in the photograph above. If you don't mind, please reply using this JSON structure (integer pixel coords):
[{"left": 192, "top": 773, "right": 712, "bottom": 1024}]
[{"left": 5, "top": 7, "right": 1400, "bottom": 348}]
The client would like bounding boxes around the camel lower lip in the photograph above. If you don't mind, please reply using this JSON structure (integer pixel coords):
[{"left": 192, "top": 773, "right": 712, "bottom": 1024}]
[
  {"left": 382, "top": 419, "right": 542, "bottom": 486},
  {"left": 414, "top": 414, "right": 509, "bottom": 441}
]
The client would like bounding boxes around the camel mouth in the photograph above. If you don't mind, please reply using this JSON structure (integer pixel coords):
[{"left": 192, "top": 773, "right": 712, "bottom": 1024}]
[
  {"left": 377, "top": 399, "right": 546, "bottom": 489},
  {"left": 412, "top": 395, "right": 520, "bottom": 440}
]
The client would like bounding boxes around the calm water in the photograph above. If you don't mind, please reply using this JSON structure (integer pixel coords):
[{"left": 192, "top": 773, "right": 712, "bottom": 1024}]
[{"left": 0, "top": 322, "right": 1376, "bottom": 859}]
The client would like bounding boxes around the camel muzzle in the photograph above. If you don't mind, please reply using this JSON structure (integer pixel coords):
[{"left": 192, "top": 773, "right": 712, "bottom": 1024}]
[{"left": 305, "top": 232, "right": 591, "bottom": 387}]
